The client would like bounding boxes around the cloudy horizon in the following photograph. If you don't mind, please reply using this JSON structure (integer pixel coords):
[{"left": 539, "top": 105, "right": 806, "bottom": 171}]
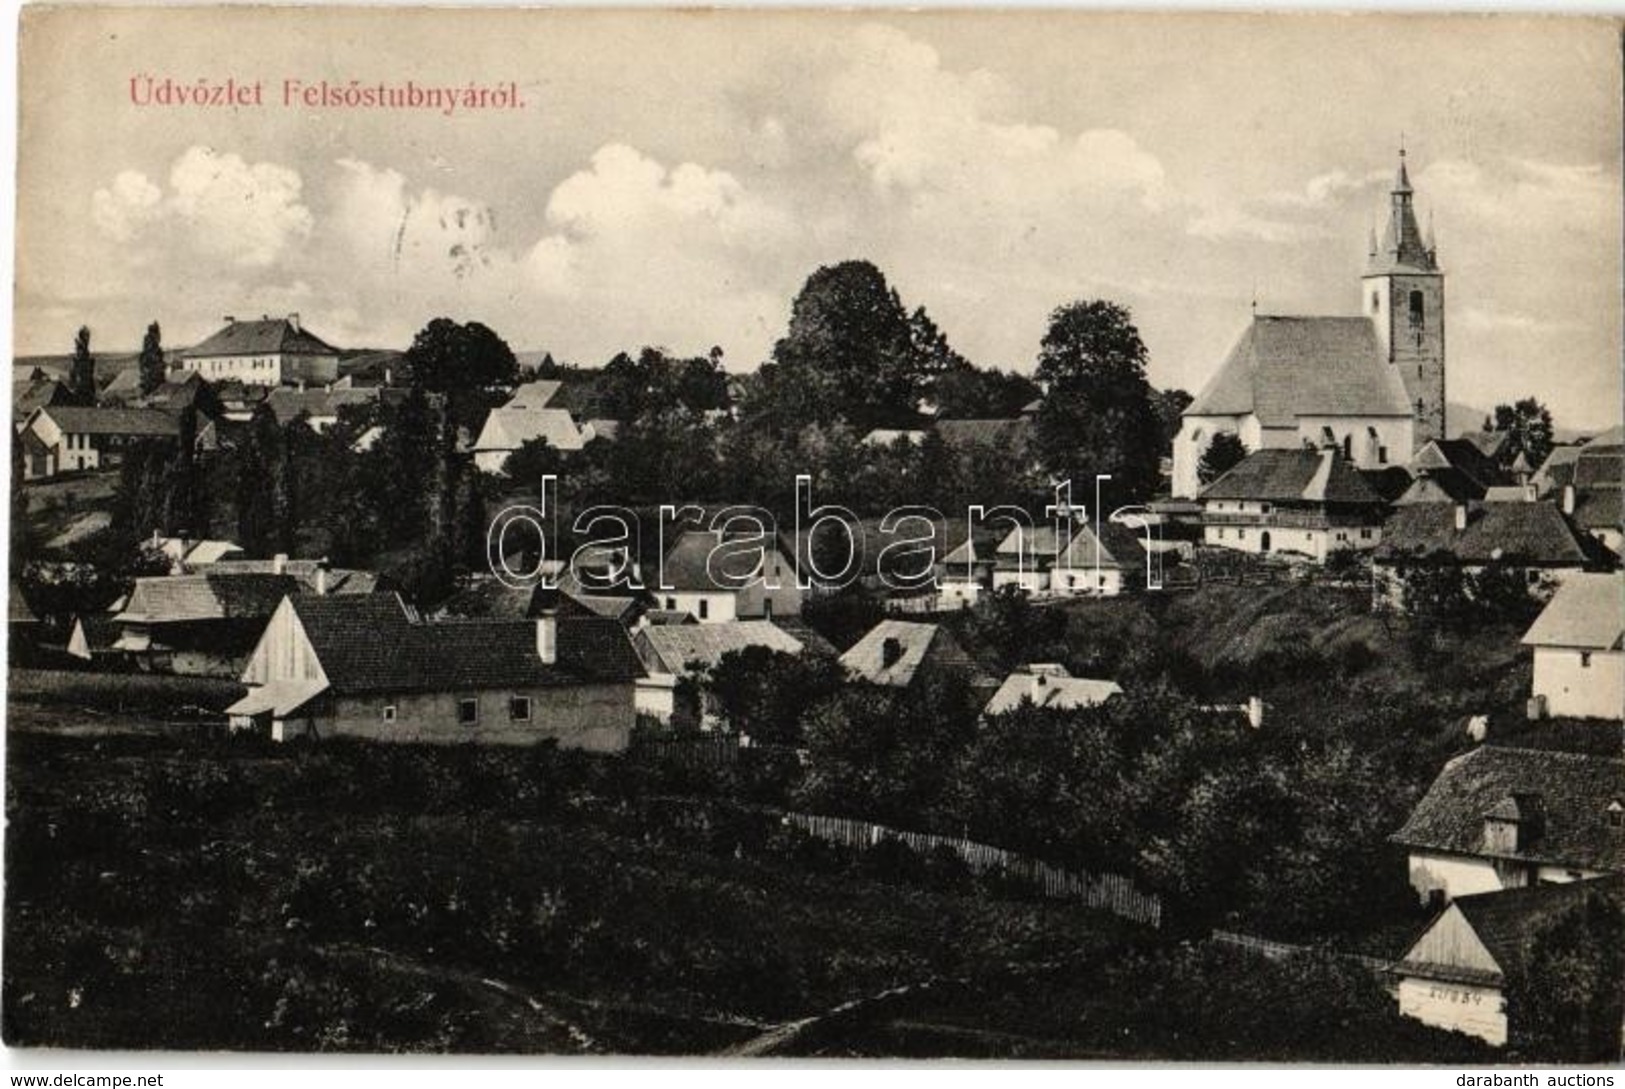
[{"left": 14, "top": 9, "right": 1623, "bottom": 430}]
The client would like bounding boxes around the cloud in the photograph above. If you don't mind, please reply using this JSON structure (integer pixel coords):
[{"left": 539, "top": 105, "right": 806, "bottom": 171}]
[
  {"left": 331, "top": 158, "right": 498, "bottom": 282},
  {"left": 91, "top": 147, "right": 312, "bottom": 267}
]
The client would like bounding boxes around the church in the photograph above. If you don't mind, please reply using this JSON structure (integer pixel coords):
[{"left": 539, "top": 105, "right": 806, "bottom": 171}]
[{"left": 1171, "top": 150, "right": 1447, "bottom": 498}]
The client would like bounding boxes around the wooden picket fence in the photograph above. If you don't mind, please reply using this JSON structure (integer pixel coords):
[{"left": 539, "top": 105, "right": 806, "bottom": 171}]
[
  {"left": 630, "top": 732, "right": 740, "bottom": 769},
  {"left": 784, "top": 811, "right": 1162, "bottom": 929}
]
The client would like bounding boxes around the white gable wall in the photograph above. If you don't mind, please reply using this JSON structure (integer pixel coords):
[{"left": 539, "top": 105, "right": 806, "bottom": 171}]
[{"left": 1532, "top": 645, "right": 1624, "bottom": 720}]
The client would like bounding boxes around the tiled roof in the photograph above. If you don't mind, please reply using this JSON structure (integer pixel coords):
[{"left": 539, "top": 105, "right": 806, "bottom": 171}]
[
  {"left": 1459, "top": 430, "right": 1513, "bottom": 460},
  {"left": 1186, "top": 316, "right": 1412, "bottom": 426},
  {"left": 658, "top": 530, "right": 792, "bottom": 593},
  {"left": 35, "top": 405, "right": 179, "bottom": 437},
  {"left": 1573, "top": 448, "right": 1622, "bottom": 490},
  {"left": 1531, "top": 445, "right": 1583, "bottom": 496},
  {"left": 1200, "top": 448, "right": 1382, "bottom": 505},
  {"left": 13, "top": 378, "right": 70, "bottom": 421},
  {"left": 1057, "top": 520, "right": 1149, "bottom": 570},
  {"left": 506, "top": 380, "right": 562, "bottom": 410},
  {"left": 265, "top": 387, "right": 379, "bottom": 425},
  {"left": 116, "top": 573, "right": 302, "bottom": 624},
  {"left": 983, "top": 666, "right": 1122, "bottom": 716},
  {"left": 1375, "top": 501, "right": 1598, "bottom": 566},
  {"left": 1402, "top": 877, "right": 1624, "bottom": 984},
  {"left": 1521, "top": 573, "right": 1624, "bottom": 650},
  {"left": 1573, "top": 488, "right": 1623, "bottom": 532},
  {"left": 839, "top": 619, "right": 989, "bottom": 688},
  {"left": 191, "top": 558, "right": 381, "bottom": 595},
  {"left": 1390, "top": 746, "right": 1625, "bottom": 873},
  {"left": 473, "top": 407, "right": 589, "bottom": 454},
  {"left": 1411, "top": 439, "right": 1511, "bottom": 497},
  {"left": 182, "top": 317, "right": 339, "bottom": 359},
  {"left": 290, "top": 593, "right": 642, "bottom": 695},
  {"left": 934, "top": 418, "right": 1032, "bottom": 452},
  {"left": 635, "top": 619, "right": 806, "bottom": 675}
]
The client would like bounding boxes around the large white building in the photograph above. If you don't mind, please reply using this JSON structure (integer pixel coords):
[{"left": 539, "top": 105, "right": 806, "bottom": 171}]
[
  {"left": 1522, "top": 572, "right": 1624, "bottom": 721},
  {"left": 179, "top": 314, "right": 341, "bottom": 388},
  {"left": 1172, "top": 151, "right": 1445, "bottom": 497}
]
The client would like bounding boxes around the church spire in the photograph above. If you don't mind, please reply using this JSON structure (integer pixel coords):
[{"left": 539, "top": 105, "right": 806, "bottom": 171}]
[{"left": 1367, "top": 145, "right": 1436, "bottom": 274}]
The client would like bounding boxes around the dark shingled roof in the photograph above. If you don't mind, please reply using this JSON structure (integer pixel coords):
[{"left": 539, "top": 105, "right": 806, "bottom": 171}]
[
  {"left": 35, "top": 405, "right": 180, "bottom": 437},
  {"left": 1390, "top": 746, "right": 1625, "bottom": 873},
  {"left": 1199, "top": 448, "right": 1382, "bottom": 505},
  {"left": 265, "top": 386, "right": 380, "bottom": 425},
  {"left": 839, "top": 619, "right": 992, "bottom": 689},
  {"left": 658, "top": 530, "right": 794, "bottom": 593},
  {"left": 116, "top": 573, "right": 303, "bottom": 624},
  {"left": 290, "top": 593, "right": 642, "bottom": 695},
  {"left": 182, "top": 318, "right": 339, "bottom": 359},
  {"left": 1375, "top": 501, "right": 1599, "bottom": 566},
  {"left": 1410, "top": 439, "right": 1512, "bottom": 499},
  {"left": 1186, "top": 315, "right": 1412, "bottom": 426},
  {"left": 1058, "top": 520, "right": 1151, "bottom": 570},
  {"left": 1401, "top": 877, "right": 1624, "bottom": 986}
]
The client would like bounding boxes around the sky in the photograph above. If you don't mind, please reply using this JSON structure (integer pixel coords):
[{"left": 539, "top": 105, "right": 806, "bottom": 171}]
[{"left": 13, "top": 9, "right": 1623, "bottom": 430}]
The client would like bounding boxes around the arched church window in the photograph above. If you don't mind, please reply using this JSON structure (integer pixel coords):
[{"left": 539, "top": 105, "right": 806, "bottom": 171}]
[
  {"left": 1408, "top": 290, "right": 1425, "bottom": 327},
  {"left": 1342, "top": 435, "right": 1352, "bottom": 460},
  {"left": 1371, "top": 291, "right": 1380, "bottom": 313}
]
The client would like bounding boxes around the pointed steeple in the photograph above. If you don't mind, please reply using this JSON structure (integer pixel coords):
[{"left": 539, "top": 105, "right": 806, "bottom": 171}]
[{"left": 1367, "top": 146, "right": 1437, "bottom": 275}]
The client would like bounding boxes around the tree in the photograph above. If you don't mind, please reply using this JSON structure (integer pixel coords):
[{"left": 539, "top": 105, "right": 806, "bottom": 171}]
[
  {"left": 1506, "top": 885, "right": 1624, "bottom": 1061},
  {"left": 138, "top": 322, "right": 166, "bottom": 396},
  {"left": 402, "top": 318, "right": 519, "bottom": 435},
  {"left": 235, "top": 405, "right": 281, "bottom": 556},
  {"left": 1150, "top": 388, "right": 1194, "bottom": 447},
  {"left": 705, "top": 647, "right": 846, "bottom": 745},
  {"left": 1491, "top": 398, "right": 1556, "bottom": 471},
  {"left": 765, "top": 260, "right": 928, "bottom": 432},
  {"left": 1197, "top": 432, "right": 1248, "bottom": 484},
  {"left": 68, "top": 326, "right": 96, "bottom": 403},
  {"left": 1032, "top": 300, "right": 1163, "bottom": 502}
]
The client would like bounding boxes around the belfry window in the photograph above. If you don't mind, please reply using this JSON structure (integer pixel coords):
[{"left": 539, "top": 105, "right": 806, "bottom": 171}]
[{"left": 1408, "top": 290, "right": 1425, "bottom": 327}]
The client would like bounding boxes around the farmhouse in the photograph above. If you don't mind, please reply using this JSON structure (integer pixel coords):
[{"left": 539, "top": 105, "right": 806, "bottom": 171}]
[
  {"left": 983, "top": 664, "right": 1122, "bottom": 716},
  {"left": 633, "top": 619, "right": 813, "bottom": 727},
  {"left": 840, "top": 619, "right": 993, "bottom": 692},
  {"left": 20, "top": 405, "right": 179, "bottom": 480},
  {"left": 1390, "top": 746, "right": 1625, "bottom": 903},
  {"left": 653, "top": 529, "right": 801, "bottom": 623},
  {"left": 1393, "top": 877, "right": 1623, "bottom": 1047},
  {"left": 179, "top": 314, "right": 340, "bottom": 388},
  {"left": 1173, "top": 151, "right": 1442, "bottom": 497},
  {"left": 1198, "top": 446, "right": 1385, "bottom": 562},
  {"left": 1050, "top": 519, "right": 1154, "bottom": 596},
  {"left": 1396, "top": 438, "right": 1514, "bottom": 505},
  {"left": 112, "top": 572, "right": 304, "bottom": 676},
  {"left": 228, "top": 593, "right": 641, "bottom": 748},
  {"left": 1521, "top": 572, "right": 1624, "bottom": 721}
]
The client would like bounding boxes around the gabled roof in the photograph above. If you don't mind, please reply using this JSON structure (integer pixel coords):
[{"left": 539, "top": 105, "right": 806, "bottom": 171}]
[
  {"left": 34, "top": 405, "right": 179, "bottom": 438},
  {"left": 265, "top": 386, "right": 379, "bottom": 426},
  {"left": 1390, "top": 746, "right": 1625, "bottom": 873},
  {"left": 182, "top": 317, "right": 339, "bottom": 359},
  {"left": 839, "top": 619, "right": 988, "bottom": 688},
  {"left": 1521, "top": 573, "right": 1624, "bottom": 651},
  {"left": 9, "top": 580, "right": 38, "bottom": 625},
  {"left": 658, "top": 530, "right": 793, "bottom": 593},
  {"left": 1410, "top": 439, "right": 1512, "bottom": 498},
  {"left": 1199, "top": 448, "right": 1382, "bottom": 505},
  {"left": 1573, "top": 488, "right": 1623, "bottom": 533},
  {"left": 506, "top": 380, "right": 562, "bottom": 410},
  {"left": 473, "top": 407, "right": 589, "bottom": 454},
  {"left": 983, "top": 665, "right": 1122, "bottom": 716},
  {"left": 13, "top": 377, "right": 71, "bottom": 421},
  {"left": 1057, "top": 520, "right": 1149, "bottom": 570},
  {"left": 285, "top": 593, "right": 642, "bottom": 695},
  {"left": 1185, "top": 315, "right": 1412, "bottom": 426},
  {"left": 1401, "top": 877, "right": 1624, "bottom": 985},
  {"left": 1460, "top": 430, "right": 1513, "bottom": 461},
  {"left": 635, "top": 619, "right": 806, "bottom": 675},
  {"left": 1375, "top": 501, "right": 1599, "bottom": 567},
  {"left": 116, "top": 573, "right": 303, "bottom": 624}
]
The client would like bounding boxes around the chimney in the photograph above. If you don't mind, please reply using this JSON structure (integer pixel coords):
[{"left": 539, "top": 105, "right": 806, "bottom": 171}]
[
  {"left": 150, "top": 527, "right": 161, "bottom": 547},
  {"left": 1524, "top": 482, "right": 1537, "bottom": 503},
  {"left": 1246, "top": 695, "right": 1265, "bottom": 730},
  {"left": 272, "top": 553, "right": 288, "bottom": 575},
  {"left": 536, "top": 611, "right": 557, "bottom": 665},
  {"left": 315, "top": 567, "right": 328, "bottom": 596},
  {"left": 1562, "top": 484, "right": 1576, "bottom": 515},
  {"left": 223, "top": 315, "right": 236, "bottom": 326},
  {"left": 1454, "top": 504, "right": 1468, "bottom": 532},
  {"left": 288, "top": 312, "right": 301, "bottom": 333},
  {"left": 881, "top": 636, "right": 903, "bottom": 669}
]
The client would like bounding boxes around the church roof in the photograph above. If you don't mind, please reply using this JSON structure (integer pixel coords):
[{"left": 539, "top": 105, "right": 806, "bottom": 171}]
[
  {"left": 1185, "top": 315, "right": 1413, "bottom": 426},
  {"left": 1366, "top": 150, "right": 1439, "bottom": 276}
]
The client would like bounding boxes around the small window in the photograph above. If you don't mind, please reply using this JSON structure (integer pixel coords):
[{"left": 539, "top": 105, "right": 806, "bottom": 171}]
[
  {"left": 1378, "top": 445, "right": 1388, "bottom": 465},
  {"left": 665, "top": 597, "right": 676, "bottom": 611},
  {"left": 1580, "top": 651, "right": 1592, "bottom": 669},
  {"left": 698, "top": 599, "right": 710, "bottom": 620},
  {"left": 510, "top": 696, "right": 531, "bottom": 722},
  {"left": 382, "top": 705, "right": 397, "bottom": 722},
  {"left": 457, "top": 698, "right": 479, "bottom": 726},
  {"left": 1360, "top": 528, "right": 1373, "bottom": 540},
  {"left": 1409, "top": 290, "right": 1425, "bottom": 327},
  {"left": 762, "top": 599, "right": 773, "bottom": 620},
  {"left": 1342, "top": 435, "right": 1352, "bottom": 460}
]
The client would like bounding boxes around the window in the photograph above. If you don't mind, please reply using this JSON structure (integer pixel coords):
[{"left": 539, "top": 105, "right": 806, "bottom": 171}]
[
  {"left": 457, "top": 698, "right": 479, "bottom": 726},
  {"left": 510, "top": 696, "right": 531, "bottom": 722},
  {"left": 762, "top": 599, "right": 773, "bottom": 620},
  {"left": 698, "top": 599, "right": 710, "bottom": 620},
  {"left": 665, "top": 597, "right": 676, "bottom": 611},
  {"left": 1360, "top": 528, "right": 1373, "bottom": 540},
  {"left": 1408, "top": 290, "right": 1425, "bottom": 327},
  {"left": 1370, "top": 291, "right": 1379, "bottom": 313},
  {"left": 1581, "top": 651, "right": 1592, "bottom": 669},
  {"left": 1341, "top": 435, "right": 1352, "bottom": 460},
  {"left": 1378, "top": 445, "right": 1388, "bottom": 464},
  {"left": 382, "top": 705, "right": 397, "bottom": 722}
]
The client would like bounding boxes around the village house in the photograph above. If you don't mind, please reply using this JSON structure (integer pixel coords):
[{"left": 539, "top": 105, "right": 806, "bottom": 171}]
[
  {"left": 19, "top": 404, "right": 179, "bottom": 480},
  {"left": 982, "top": 664, "right": 1122, "bottom": 716},
  {"left": 113, "top": 571, "right": 305, "bottom": 676},
  {"left": 228, "top": 593, "right": 642, "bottom": 747},
  {"left": 935, "top": 534, "right": 994, "bottom": 606},
  {"left": 1050, "top": 519, "right": 1155, "bottom": 597},
  {"left": 148, "top": 532, "right": 244, "bottom": 573},
  {"left": 471, "top": 379, "right": 599, "bottom": 473},
  {"left": 12, "top": 373, "right": 71, "bottom": 427},
  {"left": 265, "top": 385, "right": 389, "bottom": 431},
  {"left": 1396, "top": 438, "right": 1515, "bottom": 505},
  {"left": 1198, "top": 446, "right": 1386, "bottom": 562},
  {"left": 1173, "top": 152, "right": 1442, "bottom": 497},
  {"left": 840, "top": 619, "right": 994, "bottom": 692},
  {"left": 1521, "top": 572, "right": 1624, "bottom": 722},
  {"left": 653, "top": 529, "right": 801, "bottom": 624},
  {"left": 1389, "top": 746, "right": 1625, "bottom": 904},
  {"left": 632, "top": 619, "right": 813, "bottom": 727},
  {"left": 1393, "top": 876, "right": 1623, "bottom": 1048},
  {"left": 179, "top": 314, "right": 341, "bottom": 388},
  {"left": 1371, "top": 498, "right": 1608, "bottom": 608}
]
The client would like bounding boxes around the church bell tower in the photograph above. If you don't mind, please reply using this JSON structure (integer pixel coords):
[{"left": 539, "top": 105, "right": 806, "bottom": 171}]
[{"left": 1362, "top": 147, "right": 1445, "bottom": 445}]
